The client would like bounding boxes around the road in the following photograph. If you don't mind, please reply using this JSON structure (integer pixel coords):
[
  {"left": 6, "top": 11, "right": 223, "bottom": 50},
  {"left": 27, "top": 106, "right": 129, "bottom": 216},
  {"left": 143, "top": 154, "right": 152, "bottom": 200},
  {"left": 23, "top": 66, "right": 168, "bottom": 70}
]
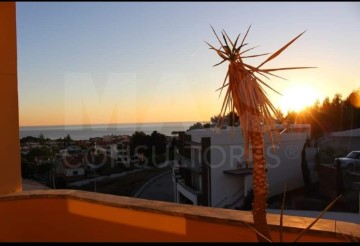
[{"left": 134, "top": 169, "right": 174, "bottom": 202}]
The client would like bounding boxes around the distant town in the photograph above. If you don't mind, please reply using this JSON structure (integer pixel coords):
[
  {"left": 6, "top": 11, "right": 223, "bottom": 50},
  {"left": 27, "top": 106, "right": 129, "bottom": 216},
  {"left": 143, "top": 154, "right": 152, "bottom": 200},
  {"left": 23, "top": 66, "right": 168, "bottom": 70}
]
[
  {"left": 20, "top": 131, "right": 177, "bottom": 193},
  {"left": 20, "top": 90, "right": 360, "bottom": 215}
]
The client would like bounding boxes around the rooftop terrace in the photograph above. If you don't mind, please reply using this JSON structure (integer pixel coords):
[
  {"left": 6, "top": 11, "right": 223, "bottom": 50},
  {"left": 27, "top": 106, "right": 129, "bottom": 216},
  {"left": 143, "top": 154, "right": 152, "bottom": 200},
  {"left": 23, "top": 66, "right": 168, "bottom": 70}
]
[{"left": 0, "top": 2, "right": 359, "bottom": 242}]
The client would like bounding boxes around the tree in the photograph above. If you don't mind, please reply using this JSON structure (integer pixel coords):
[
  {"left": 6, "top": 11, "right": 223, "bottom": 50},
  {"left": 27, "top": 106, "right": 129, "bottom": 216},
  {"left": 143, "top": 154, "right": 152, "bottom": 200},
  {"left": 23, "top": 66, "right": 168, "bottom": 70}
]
[
  {"left": 207, "top": 26, "right": 313, "bottom": 241},
  {"left": 130, "top": 131, "right": 149, "bottom": 155},
  {"left": 210, "top": 111, "right": 239, "bottom": 126},
  {"left": 20, "top": 136, "right": 40, "bottom": 144},
  {"left": 281, "top": 88, "right": 360, "bottom": 138},
  {"left": 64, "top": 134, "right": 72, "bottom": 147},
  {"left": 345, "top": 89, "right": 360, "bottom": 129},
  {"left": 150, "top": 131, "right": 167, "bottom": 154},
  {"left": 39, "top": 133, "right": 46, "bottom": 146},
  {"left": 188, "top": 122, "right": 206, "bottom": 130},
  {"left": 25, "top": 147, "right": 51, "bottom": 162},
  {"left": 21, "top": 158, "right": 36, "bottom": 178}
]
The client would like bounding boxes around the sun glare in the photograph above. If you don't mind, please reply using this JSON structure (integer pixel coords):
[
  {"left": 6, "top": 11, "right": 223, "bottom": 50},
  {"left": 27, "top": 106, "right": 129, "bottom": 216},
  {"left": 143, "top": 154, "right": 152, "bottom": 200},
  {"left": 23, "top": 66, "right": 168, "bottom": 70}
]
[{"left": 279, "top": 85, "right": 319, "bottom": 114}]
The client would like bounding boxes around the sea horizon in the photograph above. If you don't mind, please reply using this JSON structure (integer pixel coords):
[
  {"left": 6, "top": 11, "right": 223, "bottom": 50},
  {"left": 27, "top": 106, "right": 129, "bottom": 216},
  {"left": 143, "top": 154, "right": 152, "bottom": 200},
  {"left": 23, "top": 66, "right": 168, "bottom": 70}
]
[
  {"left": 19, "top": 121, "right": 198, "bottom": 129},
  {"left": 19, "top": 121, "right": 199, "bottom": 140}
]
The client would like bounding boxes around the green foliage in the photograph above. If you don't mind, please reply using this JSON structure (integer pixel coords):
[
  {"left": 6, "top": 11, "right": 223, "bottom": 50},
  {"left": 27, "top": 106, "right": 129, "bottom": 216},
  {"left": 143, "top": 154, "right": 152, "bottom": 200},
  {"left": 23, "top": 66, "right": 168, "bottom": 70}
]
[
  {"left": 149, "top": 131, "right": 167, "bottom": 155},
  {"left": 25, "top": 147, "right": 51, "bottom": 162},
  {"left": 193, "top": 88, "right": 360, "bottom": 140},
  {"left": 37, "top": 162, "right": 53, "bottom": 175},
  {"left": 130, "top": 131, "right": 149, "bottom": 155},
  {"left": 20, "top": 136, "right": 40, "bottom": 144},
  {"left": 187, "top": 122, "right": 211, "bottom": 131},
  {"left": 188, "top": 122, "right": 206, "bottom": 130},
  {"left": 64, "top": 134, "right": 73, "bottom": 147},
  {"left": 211, "top": 111, "right": 239, "bottom": 126},
  {"left": 285, "top": 89, "right": 360, "bottom": 138},
  {"left": 154, "top": 153, "right": 167, "bottom": 164},
  {"left": 39, "top": 133, "right": 46, "bottom": 145},
  {"left": 130, "top": 131, "right": 169, "bottom": 166},
  {"left": 21, "top": 159, "right": 36, "bottom": 178}
]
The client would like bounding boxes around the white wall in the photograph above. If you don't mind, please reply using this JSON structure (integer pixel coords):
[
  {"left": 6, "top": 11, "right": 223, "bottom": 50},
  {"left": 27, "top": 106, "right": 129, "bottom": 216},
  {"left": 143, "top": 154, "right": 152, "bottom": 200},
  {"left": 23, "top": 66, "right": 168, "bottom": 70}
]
[
  {"left": 265, "top": 132, "right": 307, "bottom": 196},
  {"left": 210, "top": 146, "right": 245, "bottom": 207},
  {"left": 187, "top": 126, "right": 308, "bottom": 206}
]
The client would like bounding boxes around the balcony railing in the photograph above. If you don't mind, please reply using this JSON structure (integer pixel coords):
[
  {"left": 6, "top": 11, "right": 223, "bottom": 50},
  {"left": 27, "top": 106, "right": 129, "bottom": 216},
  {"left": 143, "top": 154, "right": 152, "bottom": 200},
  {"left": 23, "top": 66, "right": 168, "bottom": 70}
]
[
  {"left": 176, "top": 179, "right": 202, "bottom": 205},
  {"left": 174, "top": 148, "right": 202, "bottom": 173},
  {"left": 178, "top": 156, "right": 202, "bottom": 174}
]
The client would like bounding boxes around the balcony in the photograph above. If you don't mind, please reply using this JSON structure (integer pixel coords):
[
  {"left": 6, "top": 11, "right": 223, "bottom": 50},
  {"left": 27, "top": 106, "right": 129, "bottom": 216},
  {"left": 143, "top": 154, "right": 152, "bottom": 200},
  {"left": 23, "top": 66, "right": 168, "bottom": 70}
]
[
  {"left": 178, "top": 156, "right": 203, "bottom": 174},
  {"left": 176, "top": 179, "right": 202, "bottom": 205},
  {"left": 0, "top": 2, "right": 360, "bottom": 242},
  {"left": 0, "top": 189, "right": 359, "bottom": 242}
]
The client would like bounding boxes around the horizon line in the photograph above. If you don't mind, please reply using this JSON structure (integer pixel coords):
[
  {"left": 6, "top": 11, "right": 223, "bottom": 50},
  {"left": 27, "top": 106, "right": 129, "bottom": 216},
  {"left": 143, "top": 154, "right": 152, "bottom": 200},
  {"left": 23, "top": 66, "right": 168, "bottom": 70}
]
[{"left": 19, "top": 120, "right": 203, "bottom": 128}]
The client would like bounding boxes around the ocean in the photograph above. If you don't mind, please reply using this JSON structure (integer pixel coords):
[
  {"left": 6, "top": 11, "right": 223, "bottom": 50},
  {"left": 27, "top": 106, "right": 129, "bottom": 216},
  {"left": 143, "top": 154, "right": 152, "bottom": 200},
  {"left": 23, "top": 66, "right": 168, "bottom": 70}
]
[{"left": 19, "top": 122, "right": 196, "bottom": 140}]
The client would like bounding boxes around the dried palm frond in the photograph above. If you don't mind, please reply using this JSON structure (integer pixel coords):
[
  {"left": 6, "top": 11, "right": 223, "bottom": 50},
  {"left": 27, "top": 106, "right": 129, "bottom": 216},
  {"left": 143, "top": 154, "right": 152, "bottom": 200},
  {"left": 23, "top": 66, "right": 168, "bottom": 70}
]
[
  {"left": 207, "top": 25, "right": 315, "bottom": 160},
  {"left": 246, "top": 190, "right": 343, "bottom": 242},
  {"left": 292, "top": 195, "right": 342, "bottom": 242}
]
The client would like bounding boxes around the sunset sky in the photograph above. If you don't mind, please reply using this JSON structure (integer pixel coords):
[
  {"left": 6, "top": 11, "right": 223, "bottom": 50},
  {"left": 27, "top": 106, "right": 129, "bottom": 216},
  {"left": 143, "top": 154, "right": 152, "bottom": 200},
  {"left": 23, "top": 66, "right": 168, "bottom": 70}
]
[{"left": 16, "top": 2, "right": 360, "bottom": 126}]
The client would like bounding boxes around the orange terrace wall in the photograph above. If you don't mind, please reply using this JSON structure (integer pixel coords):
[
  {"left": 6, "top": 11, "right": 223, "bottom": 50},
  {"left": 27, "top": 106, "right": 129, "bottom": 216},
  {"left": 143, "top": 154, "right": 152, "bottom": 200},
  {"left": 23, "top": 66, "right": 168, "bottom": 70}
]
[
  {"left": 0, "top": 2, "right": 22, "bottom": 194},
  {"left": 0, "top": 190, "right": 357, "bottom": 242}
]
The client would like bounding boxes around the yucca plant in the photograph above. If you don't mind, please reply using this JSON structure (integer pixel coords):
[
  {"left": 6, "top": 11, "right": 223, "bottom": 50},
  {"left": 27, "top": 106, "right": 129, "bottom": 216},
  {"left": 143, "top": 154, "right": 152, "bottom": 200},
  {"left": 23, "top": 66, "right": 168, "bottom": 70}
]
[
  {"left": 206, "top": 26, "right": 314, "bottom": 241},
  {"left": 246, "top": 184, "right": 343, "bottom": 242}
]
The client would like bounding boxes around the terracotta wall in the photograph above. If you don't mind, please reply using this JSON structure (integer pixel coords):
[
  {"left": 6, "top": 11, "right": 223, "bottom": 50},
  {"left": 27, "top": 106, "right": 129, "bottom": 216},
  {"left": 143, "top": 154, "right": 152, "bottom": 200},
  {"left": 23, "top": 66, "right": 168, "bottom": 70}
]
[
  {"left": 0, "top": 2, "right": 22, "bottom": 194},
  {"left": 0, "top": 197, "right": 346, "bottom": 242}
]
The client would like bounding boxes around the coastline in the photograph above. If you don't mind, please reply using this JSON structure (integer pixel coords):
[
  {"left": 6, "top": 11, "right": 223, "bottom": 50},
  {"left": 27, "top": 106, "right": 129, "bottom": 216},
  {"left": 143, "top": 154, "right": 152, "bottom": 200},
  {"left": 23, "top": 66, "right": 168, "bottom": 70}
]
[
  {"left": 19, "top": 121, "right": 198, "bottom": 129},
  {"left": 19, "top": 121, "right": 196, "bottom": 140}
]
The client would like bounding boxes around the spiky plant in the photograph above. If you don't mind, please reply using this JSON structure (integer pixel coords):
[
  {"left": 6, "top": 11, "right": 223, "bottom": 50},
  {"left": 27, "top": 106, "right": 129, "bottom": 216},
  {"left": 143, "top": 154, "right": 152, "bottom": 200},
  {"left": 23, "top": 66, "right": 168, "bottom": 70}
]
[
  {"left": 246, "top": 186, "right": 343, "bottom": 242},
  {"left": 206, "top": 26, "right": 314, "bottom": 241}
]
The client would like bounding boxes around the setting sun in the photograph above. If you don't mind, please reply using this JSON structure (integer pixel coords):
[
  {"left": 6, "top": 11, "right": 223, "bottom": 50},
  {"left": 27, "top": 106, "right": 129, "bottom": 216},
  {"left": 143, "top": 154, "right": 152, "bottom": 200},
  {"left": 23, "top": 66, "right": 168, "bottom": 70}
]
[{"left": 279, "top": 85, "right": 319, "bottom": 113}]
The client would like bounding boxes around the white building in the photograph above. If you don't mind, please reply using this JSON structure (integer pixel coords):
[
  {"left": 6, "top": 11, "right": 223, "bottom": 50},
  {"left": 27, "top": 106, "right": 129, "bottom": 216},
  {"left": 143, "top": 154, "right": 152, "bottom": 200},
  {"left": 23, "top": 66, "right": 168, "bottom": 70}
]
[
  {"left": 54, "top": 154, "right": 85, "bottom": 181},
  {"left": 173, "top": 124, "right": 311, "bottom": 209},
  {"left": 318, "top": 128, "right": 360, "bottom": 151},
  {"left": 106, "top": 142, "right": 130, "bottom": 168}
]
